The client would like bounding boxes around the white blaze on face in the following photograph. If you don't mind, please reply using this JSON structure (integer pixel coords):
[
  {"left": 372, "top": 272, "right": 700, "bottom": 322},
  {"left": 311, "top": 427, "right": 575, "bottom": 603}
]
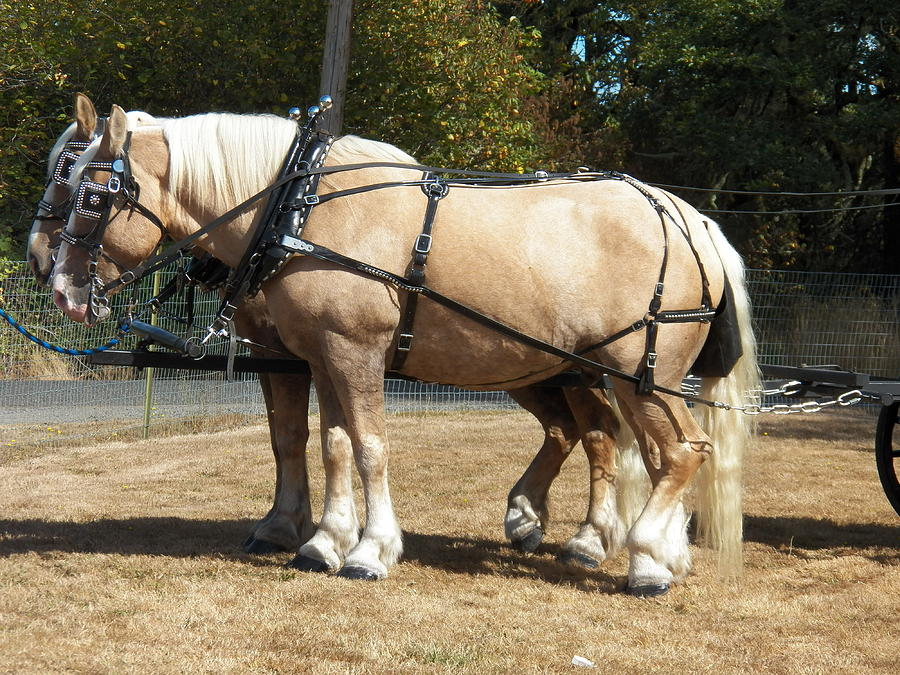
[
  {"left": 49, "top": 246, "right": 89, "bottom": 324},
  {"left": 25, "top": 230, "right": 41, "bottom": 263}
]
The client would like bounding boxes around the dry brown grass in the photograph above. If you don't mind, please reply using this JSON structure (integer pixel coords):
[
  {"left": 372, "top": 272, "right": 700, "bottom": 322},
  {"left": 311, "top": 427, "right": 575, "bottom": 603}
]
[{"left": 0, "top": 409, "right": 897, "bottom": 673}]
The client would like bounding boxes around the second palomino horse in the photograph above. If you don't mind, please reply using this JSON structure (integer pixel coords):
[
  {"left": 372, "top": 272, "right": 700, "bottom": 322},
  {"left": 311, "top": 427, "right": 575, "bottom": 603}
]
[{"left": 29, "top": 97, "right": 644, "bottom": 570}]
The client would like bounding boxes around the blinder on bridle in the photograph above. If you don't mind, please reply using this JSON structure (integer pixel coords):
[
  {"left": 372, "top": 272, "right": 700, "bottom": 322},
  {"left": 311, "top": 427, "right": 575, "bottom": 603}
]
[
  {"left": 34, "top": 115, "right": 111, "bottom": 225},
  {"left": 64, "top": 133, "right": 167, "bottom": 251},
  {"left": 54, "top": 143, "right": 90, "bottom": 186},
  {"left": 72, "top": 159, "right": 125, "bottom": 222},
  {"left": 33, "top": 140, "right": 94, "bottom": 224}
]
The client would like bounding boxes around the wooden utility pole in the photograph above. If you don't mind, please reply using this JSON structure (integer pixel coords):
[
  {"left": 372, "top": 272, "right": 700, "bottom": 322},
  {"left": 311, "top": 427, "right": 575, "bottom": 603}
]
[{"left": 319, "top": 0, "right": 354, "bottom": 135}]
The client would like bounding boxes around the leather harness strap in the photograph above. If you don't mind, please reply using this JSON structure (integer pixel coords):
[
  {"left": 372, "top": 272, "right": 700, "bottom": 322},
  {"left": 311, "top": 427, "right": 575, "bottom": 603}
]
[
  {"left": 391, "top": 174, "right": 448, "bottom": 371},
  {"left": 276, "top": 234, "right": 720, "bottom": 405}
]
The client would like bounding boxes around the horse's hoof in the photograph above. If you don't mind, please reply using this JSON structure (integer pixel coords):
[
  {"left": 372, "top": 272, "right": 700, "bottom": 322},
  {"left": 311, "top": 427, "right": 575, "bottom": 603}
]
[
  {"left": 513, "top": 527, "right": 544, "bottom": 553},
  {"left": 557, "top": 550, "right": 600, "bottom": 569},
  {"left": 625, "top": 583, "right": 670, "bottom": 598},
  {"left": 287, "top": 554, "right": 331, "bottom": 573},
  {"left": 336, "top": 565, "right": 381, "bottom": 581},
  {"left": 244, "top": 536, "right": 290, "bottom": 555}
]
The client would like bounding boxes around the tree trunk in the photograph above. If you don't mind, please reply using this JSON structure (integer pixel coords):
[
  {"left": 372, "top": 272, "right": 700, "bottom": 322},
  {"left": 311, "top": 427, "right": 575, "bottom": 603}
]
[{"left": 320, "top": 0, "right": 354, "bottom": 135}]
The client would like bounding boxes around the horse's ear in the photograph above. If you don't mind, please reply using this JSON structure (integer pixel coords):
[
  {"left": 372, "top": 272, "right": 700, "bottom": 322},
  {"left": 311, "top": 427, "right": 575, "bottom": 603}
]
[
  {"left": 99, "top": 105, "right": 129, "bottom": 158},
  {"left": 73, "top": 93, "right": 97, "bottom": 141}
]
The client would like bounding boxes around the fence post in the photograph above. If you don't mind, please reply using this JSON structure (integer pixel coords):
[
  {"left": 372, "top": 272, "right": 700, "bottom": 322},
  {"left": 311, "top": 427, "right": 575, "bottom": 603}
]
[{"left": 141, "top": 268, "right": 162, "bottom": 439}]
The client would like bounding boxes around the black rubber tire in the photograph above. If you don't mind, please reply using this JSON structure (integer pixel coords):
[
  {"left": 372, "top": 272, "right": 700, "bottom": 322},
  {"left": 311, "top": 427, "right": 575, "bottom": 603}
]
[{"left": 875, "top": 401, "right": 900, "bottom": 518}]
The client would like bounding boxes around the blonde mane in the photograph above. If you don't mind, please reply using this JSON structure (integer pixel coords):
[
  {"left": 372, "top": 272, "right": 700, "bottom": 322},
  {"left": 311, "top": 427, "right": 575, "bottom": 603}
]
[
  {"left": 72, "top": 113, "right": 419, "bottom": 219},
  {"left": 330, "top": 134, "right": 417, "bottom": 164},
  {"left": 163, "top": 113, "right": 296, "bottom": 216},
  {"left": 162, "top": 117, "right": 420, "bottom": 217}
]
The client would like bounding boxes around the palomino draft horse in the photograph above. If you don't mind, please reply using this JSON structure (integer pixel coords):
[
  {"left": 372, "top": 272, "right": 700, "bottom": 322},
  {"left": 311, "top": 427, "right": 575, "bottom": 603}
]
[
  {"left": 30, "top": 97, "right": 644, "bottom": 570},
  {"left": 51, "top": 104, "right": 758, "bottom": 595}
]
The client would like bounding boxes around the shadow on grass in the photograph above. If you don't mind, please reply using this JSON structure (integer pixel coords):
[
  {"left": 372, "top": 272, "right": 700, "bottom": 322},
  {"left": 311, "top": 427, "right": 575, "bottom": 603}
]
[
  {"left": 401, "top": 531, "right": 622, "bottom": 593},
  {"left": 744, "top": 514, "right": 900, "bottom": 564},
  {"left": 0, "top": 517, "right": 262, "bottom": 560},
  {"left": 0, "top": 517, "right": 622, "bottom": 591}
]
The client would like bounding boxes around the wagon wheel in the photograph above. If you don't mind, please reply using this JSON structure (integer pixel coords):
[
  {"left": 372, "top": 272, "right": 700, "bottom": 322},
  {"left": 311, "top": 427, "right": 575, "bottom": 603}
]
[{"left": 875, "top": 401, "right": 900, "bottom": 518}]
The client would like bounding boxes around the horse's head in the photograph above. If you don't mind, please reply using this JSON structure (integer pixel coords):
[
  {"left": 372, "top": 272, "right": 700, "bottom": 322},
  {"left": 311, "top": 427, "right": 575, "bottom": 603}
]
[
  {"left": 27, "top": 93, "right": 101, "bottom": 285},
  {"left": 29, "top": 94, "right": 159, "bottom": 288},
  {"left": 51, "top": 104, "right": 171, "bottom": 325}
]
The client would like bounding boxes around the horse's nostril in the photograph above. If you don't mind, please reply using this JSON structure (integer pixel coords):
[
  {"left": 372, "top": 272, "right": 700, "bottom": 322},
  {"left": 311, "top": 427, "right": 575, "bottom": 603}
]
[
  {"left": 52, "top": 288, "right": 67, "bottom": 310},
  {"left": 28, "top": 256, "right": 50, "bottom": 286}
]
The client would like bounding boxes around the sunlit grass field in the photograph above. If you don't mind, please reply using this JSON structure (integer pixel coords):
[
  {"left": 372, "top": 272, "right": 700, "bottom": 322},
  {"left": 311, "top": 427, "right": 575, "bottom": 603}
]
[{"left": 0, "top": 410, "right": 897, "bottom": 673}]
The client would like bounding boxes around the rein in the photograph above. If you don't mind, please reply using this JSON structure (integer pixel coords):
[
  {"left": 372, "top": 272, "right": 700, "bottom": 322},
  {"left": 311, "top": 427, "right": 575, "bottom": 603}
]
[{"left": 0, "top": 306, "right": 127, "bottom": 356}]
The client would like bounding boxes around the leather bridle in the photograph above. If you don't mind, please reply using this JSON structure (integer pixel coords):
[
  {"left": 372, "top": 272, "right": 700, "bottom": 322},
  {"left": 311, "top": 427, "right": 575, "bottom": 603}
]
[{"left": 59, "top": 132, "right": 170, "bottom": 319}]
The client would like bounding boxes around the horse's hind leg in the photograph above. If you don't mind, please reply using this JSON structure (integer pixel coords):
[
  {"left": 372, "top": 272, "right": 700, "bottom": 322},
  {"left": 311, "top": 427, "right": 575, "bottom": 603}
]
[
  {"left": 504, "top": 386, "right": 579, "bottom": 551},
  {"left": 243, "top": 371, "right": 315, "bottom": 554},
  {"left": 615, "top": 387, "right": 710, "bottom": 596},
  {"left": 558, "top": 387, "right": 627, "bottom": 568}
]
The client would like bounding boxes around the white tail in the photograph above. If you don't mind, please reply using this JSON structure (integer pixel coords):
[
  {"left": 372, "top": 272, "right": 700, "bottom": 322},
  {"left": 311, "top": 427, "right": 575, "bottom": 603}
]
[
  {"left": 693, "top": 219, "right": 760, "bottom": 577},
  {"left": 611, "top": 395, "right": 651, "bottom": 529}
]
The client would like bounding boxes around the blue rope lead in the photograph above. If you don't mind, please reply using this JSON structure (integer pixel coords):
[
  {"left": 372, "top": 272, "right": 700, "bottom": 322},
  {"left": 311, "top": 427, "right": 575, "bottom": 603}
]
[{"left": 0, "top": 306, "right": 129, "bottom": 356}]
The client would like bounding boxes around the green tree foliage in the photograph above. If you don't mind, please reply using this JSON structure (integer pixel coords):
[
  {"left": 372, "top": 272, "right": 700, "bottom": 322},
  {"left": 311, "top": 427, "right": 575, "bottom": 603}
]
[
  {"left": 350, "top": 0, "right": 545, "bottom": 169},
  {"left": 0, "top": 0, "right": 324, "bottom": 257},
  {"left": 495, "top": 0, "right": 900, "bottom": 273},
  {"left": 0, "top": 0, "right": 544, "bottom": 257},
  {"left": 4, "top": 1, "right": 897, "bottom": 272}
]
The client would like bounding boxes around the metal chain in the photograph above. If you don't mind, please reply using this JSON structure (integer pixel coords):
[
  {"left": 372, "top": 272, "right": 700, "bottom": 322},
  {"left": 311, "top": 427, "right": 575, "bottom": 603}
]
[
  {"left": 728, "top": 388, "right": 876, "bottom": 416},
  {"left": 681, "top": 378, "right": 878, "bottom": 416}
]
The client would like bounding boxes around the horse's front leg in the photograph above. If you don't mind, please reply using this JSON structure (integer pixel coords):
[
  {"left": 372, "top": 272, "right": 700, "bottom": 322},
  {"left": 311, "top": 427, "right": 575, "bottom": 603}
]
[
  {"left": 311, "top": 345, "right": 402, "bottom": 581},
  {"left": 288, "top": 371, "right": 360, "bottom": 573},
  {"left": 234, "top": 303, "right": 314, "bottom": 554},
  {"left": 243, "top": 371, "right": 315, "bottom": 554}
]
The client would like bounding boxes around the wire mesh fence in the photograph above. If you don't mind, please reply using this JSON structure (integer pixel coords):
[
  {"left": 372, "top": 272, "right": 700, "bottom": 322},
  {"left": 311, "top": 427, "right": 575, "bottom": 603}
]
[
  {"left": 1, "top": 260, "right": 897, "bottom": 447},
  {"left": 748, "top": 269, "right": 899, "bottom": 377}
]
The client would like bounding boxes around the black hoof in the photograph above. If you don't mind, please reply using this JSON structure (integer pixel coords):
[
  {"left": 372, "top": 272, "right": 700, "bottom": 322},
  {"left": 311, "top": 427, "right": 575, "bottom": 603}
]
[
  {"left": 557, "top": 550, "right": 600, "bottom": 569},
  {"left": 287, "top": 554, "right": 331, "bottom": 573},
  {"left": 244, "top": 536, "right": 290, "bottom": 555},
  {"left": 336, "top": 565, "right": 381, "bottom": 581},
  {"left": 513, "top": 527, "right": 544, "bottom": 553},
  {"left": 625, "top": 583, "right": 670, "bottom": 598}
]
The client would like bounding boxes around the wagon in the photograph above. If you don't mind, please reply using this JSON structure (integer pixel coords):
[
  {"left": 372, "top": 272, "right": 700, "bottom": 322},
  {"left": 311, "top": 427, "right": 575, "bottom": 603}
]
[{"left": 756, "top": 363, "right": 900, "bottom": 517}]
